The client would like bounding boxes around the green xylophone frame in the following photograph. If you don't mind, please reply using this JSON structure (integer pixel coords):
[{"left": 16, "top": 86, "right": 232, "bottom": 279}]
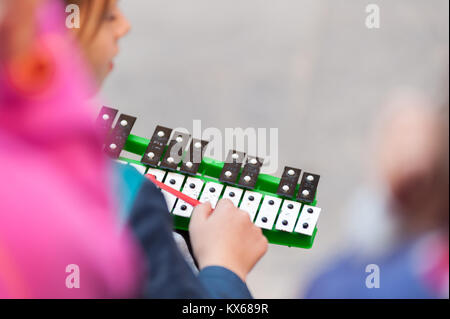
[{"left": 120, "top": 134, "right": 319, "bottom": 249}]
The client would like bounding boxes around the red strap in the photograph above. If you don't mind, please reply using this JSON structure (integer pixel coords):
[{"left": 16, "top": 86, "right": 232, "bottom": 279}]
[{"left": 146, "top": 174, "right": 202, "bottom": 207}]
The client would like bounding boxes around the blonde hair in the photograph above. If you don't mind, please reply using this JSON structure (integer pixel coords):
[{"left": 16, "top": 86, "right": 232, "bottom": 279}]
[{"left": 64, "top": 0, "right": 113, "bottom": 43}]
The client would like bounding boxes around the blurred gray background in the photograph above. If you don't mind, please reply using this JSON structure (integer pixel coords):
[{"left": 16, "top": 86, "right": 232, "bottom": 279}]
[{"left": 102, "top": 0, "right": 449, "bottom": 298}]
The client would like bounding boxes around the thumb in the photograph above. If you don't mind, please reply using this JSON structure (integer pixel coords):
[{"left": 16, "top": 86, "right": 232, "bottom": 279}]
[{"left": 191, "top": 202, "right": 213, "bottom": 223}]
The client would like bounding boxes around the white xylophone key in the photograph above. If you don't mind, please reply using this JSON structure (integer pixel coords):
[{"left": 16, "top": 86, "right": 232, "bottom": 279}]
[
  {"left": 147, "top": 168, "right": 167, "bottom": 182},
  {"left": 294, "top": 205, "right": 321, "bottom": 236},
  {"left": 222, "top": 186, "right": 244, "bottom": 207},
  {"left": 199, "top": 182, "right": 224, "bottom": 208},
  {"left": 129, "top": 163, "right": 147, "bottom": 175},
  {"left": 275, "top": 200, "right": 301, "bottom": 233},
  {"left": 162, "top": 172, "right": 185, "bottom": 211},
  {"left": 173, "top": 177, "right": 204, "bottom": 218},
  {"left": 254, "top": 196, "right": 282, "bottom": 230},
  {"left": 239, "top": 191, "right": 263, "bottom": 222}
]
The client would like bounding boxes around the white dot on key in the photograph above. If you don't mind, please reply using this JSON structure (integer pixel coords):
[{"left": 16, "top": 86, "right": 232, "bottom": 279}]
[
  {"left": 109, "top": 143, "right": 117, "bottom": 150},
  {"left": 288, "top": 169, "right": 295, "bottom": 176},
  {"left": 102, "top": 114, "right": 110, "bottom": 121},
  {"left": 307, "top": 175, "right": 314, "bottom": 182},
  {"left": 158, "top": 131, "right": 165, "bottom": 137},
  {"left": 148, "top": 152, "right": 155, "bottom": 159},
  {"left": 244, "top": 176, "right": 251, "bottom": 183},
  {"left": 120, "top": 120, "right": 128, "bottom": 127},
  {"left": 302, "top": 190, "right": 310, "bottom": 196},
  {"left": 186, "top": 162, "right": 193, "bottom": 168},
  {"left": 225, "top": 171, "right": 232, "bottom": 177},
  {"left": 282, "top": 185, "right": 290, "bottom": 192}
]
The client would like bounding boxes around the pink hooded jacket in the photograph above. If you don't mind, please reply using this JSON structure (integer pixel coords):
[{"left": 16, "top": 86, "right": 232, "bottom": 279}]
[{"left": 0, "top": 0, "right": 142, "bottom": 298}]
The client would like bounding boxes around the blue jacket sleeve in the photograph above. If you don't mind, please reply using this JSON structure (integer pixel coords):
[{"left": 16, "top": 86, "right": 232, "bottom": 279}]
[
  {"left": 198, "top": 266, "right": 252, "bottom": 299},
  {"left": 127, "top": 175, "right": 253, "bottom": 299}
]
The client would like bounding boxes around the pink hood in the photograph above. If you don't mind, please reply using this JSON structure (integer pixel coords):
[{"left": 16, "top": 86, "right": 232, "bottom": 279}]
[{"left": 0, "top": 0, "right": 142, "bottom": 298}]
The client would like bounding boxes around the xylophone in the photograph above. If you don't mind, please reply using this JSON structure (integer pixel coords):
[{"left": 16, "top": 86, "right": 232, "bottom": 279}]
[{"left": 97, "top": 106, "right": 322, "bottom": 249}]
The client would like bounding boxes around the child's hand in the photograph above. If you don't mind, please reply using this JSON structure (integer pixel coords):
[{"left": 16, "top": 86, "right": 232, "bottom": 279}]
[{"left": 189, "top": 199, "right": 268, "bottom": 282}]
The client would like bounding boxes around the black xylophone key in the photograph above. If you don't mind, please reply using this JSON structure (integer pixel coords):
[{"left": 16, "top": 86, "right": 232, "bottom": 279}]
[
  {"left": 96, "top": 106, "right": 118, "bottom": 139},
  {"left": 104, "top": 114, "right": 136, "bottom": 159},
  {"left": 296, "top": 172, "right": 320, "bottom": 204},
  {"left": 219, "top": 150, "right": 246, "bottom": 185},
  {"left": 180, "top": 139, "right": 209, "bottom": 175},
  {"left": 237, "top": 156, "right": 264, "bottom": 189},
  {"left": 160, "top": 132, "right": 191, "bottom": 171},
  {"left": 141, "top": 126, "right": 173, "bottom": 167},
  {"left": 277, "top": 167, "right": 302, "bottom": 198}
]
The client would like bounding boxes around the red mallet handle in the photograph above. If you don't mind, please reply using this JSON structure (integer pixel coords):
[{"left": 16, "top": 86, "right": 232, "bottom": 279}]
[{"left": 146, "top": 174, "right": 202, "bottom": 207}]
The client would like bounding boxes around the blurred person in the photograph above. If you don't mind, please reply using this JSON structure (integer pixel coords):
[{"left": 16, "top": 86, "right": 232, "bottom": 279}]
[
  {"left": 63, "top": 0, "right": 268, "bottom": 298},
  {"left": 303, "top": 91, "right": 449, "bottom": 299},
  {"left": 0, "top": 0, "right": 142, "bottom": 298},
  {"left": 0, "top": 0, "right": 267, "bottom": 299}
]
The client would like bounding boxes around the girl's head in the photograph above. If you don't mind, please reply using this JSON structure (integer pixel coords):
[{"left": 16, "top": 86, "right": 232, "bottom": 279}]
[{"left": 65, "top": 0, "right": 130, "bottom": 87}]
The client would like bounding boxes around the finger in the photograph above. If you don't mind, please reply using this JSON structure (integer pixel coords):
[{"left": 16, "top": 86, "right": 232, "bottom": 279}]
[
  {"left": 215, "top": 198, "right": 235, "bottom": 212},
  {"left": 260, "top": 236, "right": 269, "bottom": 255},
  {"left": 238, "top": 209, "right": 252, "bottom": 222},
  {"left": 191, "top": 201, "right": 213, "bottom": 223}
]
